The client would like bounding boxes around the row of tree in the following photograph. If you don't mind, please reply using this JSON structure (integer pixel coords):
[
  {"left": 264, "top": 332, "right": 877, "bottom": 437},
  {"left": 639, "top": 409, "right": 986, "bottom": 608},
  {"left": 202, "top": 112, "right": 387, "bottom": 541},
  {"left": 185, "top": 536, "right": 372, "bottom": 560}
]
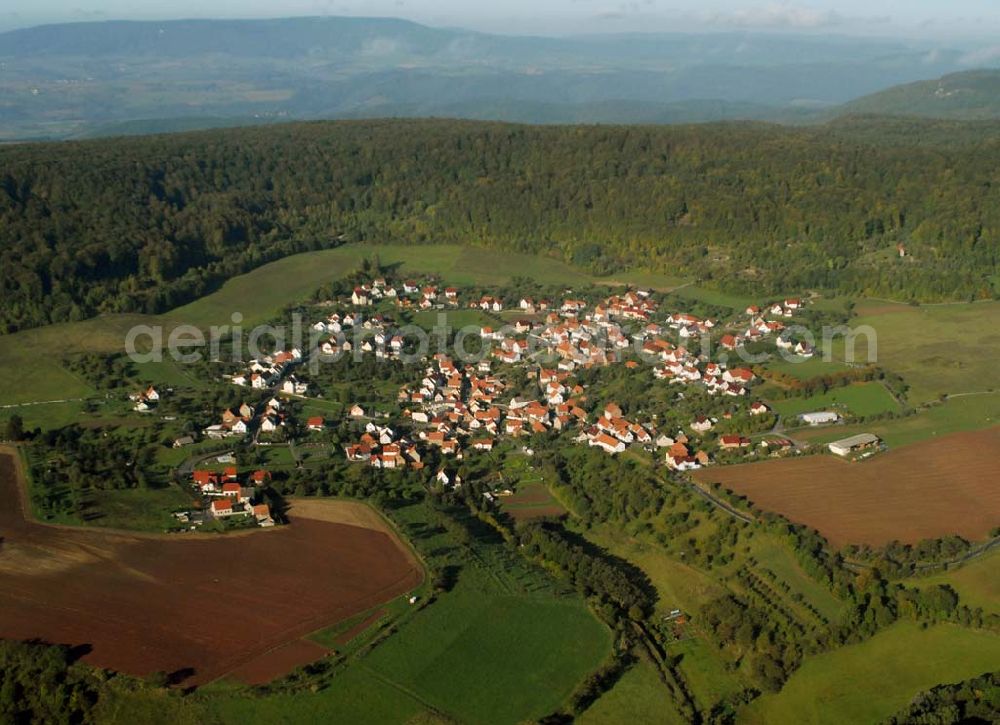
[{"left": 3, "top": 117, "right": 999, "bottom": 332}]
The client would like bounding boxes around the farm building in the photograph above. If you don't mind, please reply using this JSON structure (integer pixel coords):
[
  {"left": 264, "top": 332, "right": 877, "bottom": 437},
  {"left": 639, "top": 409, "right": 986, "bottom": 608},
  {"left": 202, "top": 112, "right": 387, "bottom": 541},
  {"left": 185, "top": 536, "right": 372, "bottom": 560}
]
[
  {"left": 828, "top": 433, "right": 882, "bottom": 457},
  {"left": 799, "top": 411, "right": 840, "bottom": 426}
]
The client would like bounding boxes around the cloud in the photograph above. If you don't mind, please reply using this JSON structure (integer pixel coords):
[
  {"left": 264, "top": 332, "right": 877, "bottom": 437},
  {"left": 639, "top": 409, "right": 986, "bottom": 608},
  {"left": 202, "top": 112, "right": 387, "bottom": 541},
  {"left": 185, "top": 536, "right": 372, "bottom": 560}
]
[
  {"left": 591, "top": 0, "right": 657, "bottom": 22},
  {"left": 702, "top": 2, "right": 859, "bottom": 30},
  {"left": 958, "top": 45, "right": 1000, "bottom": 66}
]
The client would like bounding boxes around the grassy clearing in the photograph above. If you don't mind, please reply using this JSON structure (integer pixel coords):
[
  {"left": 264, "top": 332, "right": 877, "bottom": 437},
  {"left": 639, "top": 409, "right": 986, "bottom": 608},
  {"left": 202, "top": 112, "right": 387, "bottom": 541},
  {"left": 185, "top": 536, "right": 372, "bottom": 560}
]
[
  {"left": 771, "top": 382, "right": 899, "bottom": 418},
  {"left": 671, "top": 285, "right": 757, "bottom": 310},
  {"left": 668, "top": 638, "right": 746, "bottom": 713},
  {"left": 740, "top": 622, "right": 1000, "bottom": 725},
  {"left": 585, "top": 525, "right": 729, "bottom": 615},
  {"left": 25, "top": 469, "right": 195, "bottom": 532},
  {"left": 907, "top": 548, "right": 1000, "bottom": 616},
  {"left": 3, "top": 399, "right": 90, "bottom": 431},
  {"left": 845, "top": 300, "right": 1000, "bottom": 404},
  {"left": 578, "top": 657, "right": 686, "bottom": 724},
  {"left": 80, "top": 486, "right": 197, "bottom": 530},
  {"left": 94, "top": 686, "right": 208, "bottom": 725},
  {"left": 0, "top": 314, "right": 151, "bottom": 405},
  {"left": 795, "top": 392, "right": 1000, "bottom": 448},
  {"left": 747, "top": 538, "right": 845, "bottom": 622},
  {"left": 764, "top": 357, "right": 849, "bottom": 381}
]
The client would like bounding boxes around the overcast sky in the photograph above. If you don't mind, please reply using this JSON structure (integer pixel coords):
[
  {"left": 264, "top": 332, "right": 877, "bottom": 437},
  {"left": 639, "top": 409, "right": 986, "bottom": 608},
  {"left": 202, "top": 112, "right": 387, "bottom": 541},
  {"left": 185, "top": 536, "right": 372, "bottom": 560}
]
[{"left": 3, "top": 0, "right": 1000, "bottom": 38}]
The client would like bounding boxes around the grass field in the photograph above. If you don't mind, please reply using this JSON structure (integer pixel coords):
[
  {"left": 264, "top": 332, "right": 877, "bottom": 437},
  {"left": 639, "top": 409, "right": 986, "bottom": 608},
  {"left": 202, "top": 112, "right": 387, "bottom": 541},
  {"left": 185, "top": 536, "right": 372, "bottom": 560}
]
[
  {"left": 845, "top": 299, "right": 1000, "bottom": 404},
  {"left": 764, "top": 357, "right": 849, "bottom": 381},
  {"left": 363, "top": 586, "right": 610, "bottom": 724},
  {"left": 671, "top": 285, "right": 757, "bottom": 310},
  {"left": 668, "top": 638, "right": 747, "bottom": 713},
  {"left": 740, "top": 622, "right": 1000, "bottom": 724},
  {"left": 201, "top": 667, "right": 437, "bottom": 725},
  {"left": 907, "top": 548, "right": 1000, "bottom": 615},
  {"left": 77, "top": 486, "right": 196, "bottom": 530},
  {"left": 748, "top": 537, "right": 845, "bottom": 622},
  {"left": 164, "top": 243, "right": 687, "bottom": 330},
  {"left": 795, "top": 392, "right": 1000, "bottom": 448},
  {"left": 585, "top": 525, "right": 730, "bottom": 615},
  {"left": 579, "top": 658, "right": 686, "bottom": 724},
  {"left": 771, "top": 382, "right": 899, "bottom": 418},
  {"left": 411, "top": 308, "right": 496, "bottom": 331}
]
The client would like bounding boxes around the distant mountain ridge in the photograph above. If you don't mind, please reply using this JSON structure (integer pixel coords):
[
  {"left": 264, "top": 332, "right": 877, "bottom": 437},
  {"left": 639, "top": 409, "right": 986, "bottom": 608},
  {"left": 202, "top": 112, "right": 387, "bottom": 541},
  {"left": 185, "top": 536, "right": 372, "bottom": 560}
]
[{"left": 0, "top": 16, "right": 998, "bottom": 139}]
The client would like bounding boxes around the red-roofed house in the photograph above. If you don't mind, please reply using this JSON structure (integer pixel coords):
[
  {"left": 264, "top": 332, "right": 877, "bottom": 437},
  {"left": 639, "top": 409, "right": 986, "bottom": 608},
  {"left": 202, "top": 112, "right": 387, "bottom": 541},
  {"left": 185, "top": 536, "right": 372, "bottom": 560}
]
[{"left": 210, "top": 498, "right": 236, "bottom": 517}]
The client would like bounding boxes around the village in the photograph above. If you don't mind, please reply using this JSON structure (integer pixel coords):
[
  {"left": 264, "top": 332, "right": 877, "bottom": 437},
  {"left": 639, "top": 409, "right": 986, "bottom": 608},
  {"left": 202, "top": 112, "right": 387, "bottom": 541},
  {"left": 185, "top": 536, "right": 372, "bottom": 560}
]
[{"left": 148, "top": 269, "right": 866, "bottom": 521}]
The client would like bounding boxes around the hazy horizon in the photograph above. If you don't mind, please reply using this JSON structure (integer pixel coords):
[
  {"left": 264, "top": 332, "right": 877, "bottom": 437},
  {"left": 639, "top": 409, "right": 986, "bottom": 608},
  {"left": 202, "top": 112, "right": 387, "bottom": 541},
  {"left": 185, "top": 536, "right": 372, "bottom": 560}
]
[{"left": 3, "top": 1, "right": 1000, "bottom": 40}]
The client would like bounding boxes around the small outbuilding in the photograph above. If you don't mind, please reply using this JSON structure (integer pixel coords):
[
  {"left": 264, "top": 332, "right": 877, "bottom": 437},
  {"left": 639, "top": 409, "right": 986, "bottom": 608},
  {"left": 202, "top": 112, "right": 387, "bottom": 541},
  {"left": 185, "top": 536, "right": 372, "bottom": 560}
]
[{"left": 799, "top": 411, "right": 840, "bottom": 426}]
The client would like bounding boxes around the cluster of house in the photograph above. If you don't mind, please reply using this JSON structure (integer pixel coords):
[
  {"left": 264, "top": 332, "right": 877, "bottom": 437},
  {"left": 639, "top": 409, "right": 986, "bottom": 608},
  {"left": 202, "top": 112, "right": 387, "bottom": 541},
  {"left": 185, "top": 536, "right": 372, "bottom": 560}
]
[
  {"left": 129, "top": 386, "right": 161, "bottom": 412},
  {"left": 582, "top": 402, "right": 654, "bottom": 454},
  {"left": 203, "top": 397, "right": 289, "bottom": 439},
  {"left": 189, "top": 467, "right": 275, "bottom": 526},
  {"left": 328, "top": 284, "right": 797, "bottom": 472},
  {"left": 231, "top": 348, "right": 303, "bottom": 390},
  {"left": 349, "top": 276, "right": 469, "bottom": 312},
  {"left": 315, "top": 308, "right": 443, "bottom": 362},
  {"left": 714, "top": 298, "right": 811, "bottom": 352},
  {"left": 344, "top": 354, "right": 512, "bottom": 469}
]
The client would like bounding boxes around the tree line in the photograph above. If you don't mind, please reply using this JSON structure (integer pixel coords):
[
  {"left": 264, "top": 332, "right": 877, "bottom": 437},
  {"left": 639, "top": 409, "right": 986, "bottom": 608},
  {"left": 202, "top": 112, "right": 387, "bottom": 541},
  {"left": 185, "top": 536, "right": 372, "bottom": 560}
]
[{"left": 2, "top": 117, "right": 1000, "bottom": 333}]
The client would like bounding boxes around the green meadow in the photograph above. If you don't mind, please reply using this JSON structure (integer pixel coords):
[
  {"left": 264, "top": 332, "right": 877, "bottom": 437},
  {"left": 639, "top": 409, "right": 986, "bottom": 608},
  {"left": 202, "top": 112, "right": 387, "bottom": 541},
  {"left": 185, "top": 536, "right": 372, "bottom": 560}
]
[
  {"left": 764, "top": 356, "right": 849, "bottom": 380},
  {"left": 361, "top": 587, "right": 610, "bottom": 724},
  {"left": 845, "top": 299, "right": 1000, "bottom": 404},
  {"left": 579, "top": 658, "right": 686, "bottom": 724},
  {"left": 740, "top": 622, "right": 1000, "bottom": 725},
  {"left": 907, "top": 548, "right": 1000, "bottom": 616},
  {"left": 771, "top": 382, "right": 900, "bottom": 418},
  {"left": 795, "top": 391, "right": 1000, "bottom": 448}
]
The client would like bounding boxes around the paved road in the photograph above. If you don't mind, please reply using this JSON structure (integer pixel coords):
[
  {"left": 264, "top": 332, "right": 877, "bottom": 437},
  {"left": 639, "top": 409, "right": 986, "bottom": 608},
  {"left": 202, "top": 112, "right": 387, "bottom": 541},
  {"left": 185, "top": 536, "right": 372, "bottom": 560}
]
[
  {"left": 0, "top": 397, "right": 89, "bottom": 409},
  {"left": 674, "top": 475, "right": 755, "bottom": 525},
  {"left": 176, "top": 449, "right": 234, "bottom": 477}
]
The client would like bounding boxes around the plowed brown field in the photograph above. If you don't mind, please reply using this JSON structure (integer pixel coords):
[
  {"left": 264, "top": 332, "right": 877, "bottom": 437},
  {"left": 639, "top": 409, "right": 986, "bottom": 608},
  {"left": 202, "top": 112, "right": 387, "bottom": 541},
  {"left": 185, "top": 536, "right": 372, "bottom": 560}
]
[
  {"left": 693, "top": 427, "right": 1000, "bottom": 548},
  {"left": 0, "top": 450, "right": 422, "bottom": 685}
]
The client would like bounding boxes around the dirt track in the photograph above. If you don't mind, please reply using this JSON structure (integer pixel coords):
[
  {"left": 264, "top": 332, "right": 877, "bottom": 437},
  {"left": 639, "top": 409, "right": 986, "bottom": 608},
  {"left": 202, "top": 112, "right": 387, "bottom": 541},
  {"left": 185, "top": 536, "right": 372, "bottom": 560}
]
[
  {"left": 694, "top": 427, "right": 1000, "bottom": 548},
  {"left": 0, "top": 451, "right": 422, "bottom": 685}
]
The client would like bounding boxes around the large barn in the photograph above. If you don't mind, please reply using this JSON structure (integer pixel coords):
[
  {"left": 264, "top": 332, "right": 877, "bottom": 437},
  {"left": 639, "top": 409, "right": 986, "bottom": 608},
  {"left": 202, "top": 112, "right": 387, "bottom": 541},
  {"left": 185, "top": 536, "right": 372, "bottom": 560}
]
[{"left": 828, "top": 433, "right": 881, "bottom": 457}]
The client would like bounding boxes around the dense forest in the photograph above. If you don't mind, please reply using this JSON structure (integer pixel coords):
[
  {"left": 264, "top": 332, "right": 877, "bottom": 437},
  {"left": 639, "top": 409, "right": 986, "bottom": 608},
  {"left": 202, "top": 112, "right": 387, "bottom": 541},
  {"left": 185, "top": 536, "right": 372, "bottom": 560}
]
[{"left": 2, "top": 116, "right": 999, "bottom": 332}]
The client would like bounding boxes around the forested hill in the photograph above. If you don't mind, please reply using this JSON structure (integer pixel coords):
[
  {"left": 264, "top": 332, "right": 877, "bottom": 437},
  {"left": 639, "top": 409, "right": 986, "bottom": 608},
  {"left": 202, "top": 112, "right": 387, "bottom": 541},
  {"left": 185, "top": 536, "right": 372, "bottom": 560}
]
[
  {"left": 1, "top": 117, "right": 999, "bottom": 333},
  {"left": 836, "top": 70, "right": 1000, "bottom": 120}
]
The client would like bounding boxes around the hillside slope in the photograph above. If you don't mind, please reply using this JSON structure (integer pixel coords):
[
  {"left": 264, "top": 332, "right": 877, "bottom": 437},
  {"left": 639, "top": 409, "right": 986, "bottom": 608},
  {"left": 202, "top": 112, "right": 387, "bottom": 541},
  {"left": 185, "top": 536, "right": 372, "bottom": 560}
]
[{"left": 836, "top": 70, "right": 1000, "bottom": 120}]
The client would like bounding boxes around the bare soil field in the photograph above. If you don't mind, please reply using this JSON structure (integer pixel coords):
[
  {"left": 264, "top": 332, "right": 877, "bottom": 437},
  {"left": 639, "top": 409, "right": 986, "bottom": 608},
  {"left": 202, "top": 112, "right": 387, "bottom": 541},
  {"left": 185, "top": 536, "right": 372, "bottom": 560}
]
[
  {"left": 693, "top": 427, "right": 1000, "bottom": 548},
  {"left": 0, "top": 451, "right": 422, "bottom": 685}
]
